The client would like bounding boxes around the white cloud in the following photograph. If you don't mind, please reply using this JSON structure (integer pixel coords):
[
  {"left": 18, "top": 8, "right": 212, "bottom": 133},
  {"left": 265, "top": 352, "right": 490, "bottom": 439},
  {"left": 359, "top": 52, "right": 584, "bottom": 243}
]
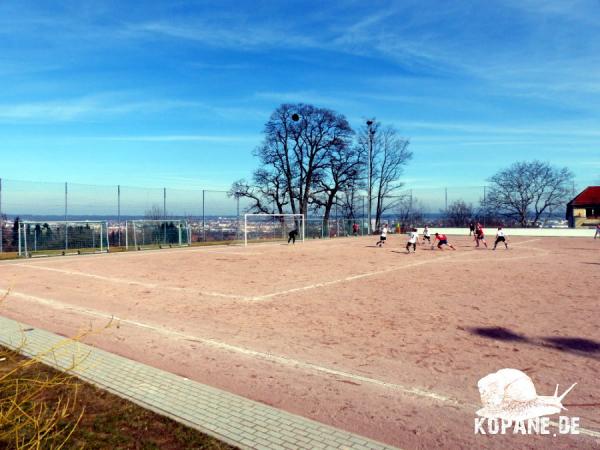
[
  {"left": 126, "top": 20, "right": 318, "bottom": 51},
  {"left": 400, "top": 120, "right": 600, "bottom": 138},
  {"left": 0, "top": 94, "right": 204, "bottom": 122},
  {"left": 97, "top": 134, "right": 260, "bottom": 143}
]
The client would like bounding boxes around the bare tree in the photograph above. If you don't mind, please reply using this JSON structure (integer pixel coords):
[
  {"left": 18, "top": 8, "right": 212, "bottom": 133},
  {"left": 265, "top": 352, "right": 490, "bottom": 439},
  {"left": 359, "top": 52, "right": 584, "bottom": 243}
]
[
  {"left": 486, "top": 161, "right": 574, "bottom": 227},
  {"left": 242, "top": 103, "right": 353, "bottom": 220},
  {"left": 291, "top": 104, "right": 353, "bottom": 219},
  {"left": 445, "top": 200, "right": 473, "bottom": 227},
  {"left": 255, "top": 104, "right": 299, "bottom": 215},
  {"left": 230, "top": 168, "right": 288, "bottom": 214},
  {"left": 357, "top": 122, "right": 412, "bottom": 229}
]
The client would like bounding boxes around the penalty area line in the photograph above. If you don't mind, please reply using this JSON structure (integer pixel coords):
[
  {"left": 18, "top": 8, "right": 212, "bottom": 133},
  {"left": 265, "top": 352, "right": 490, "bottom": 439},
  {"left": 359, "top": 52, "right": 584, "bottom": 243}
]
[
  {"left": 11, "top": 264, "right": 250, "bottom": 300},
  {"left": 2, "top": 288, "right": 457, "bottom": 405}
]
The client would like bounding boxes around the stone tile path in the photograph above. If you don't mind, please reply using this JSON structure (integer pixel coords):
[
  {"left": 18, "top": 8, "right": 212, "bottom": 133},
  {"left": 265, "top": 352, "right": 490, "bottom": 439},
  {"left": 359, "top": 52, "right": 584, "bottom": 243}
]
[{"left": 0, "top": 316, "right": 399, "bottom": 450}]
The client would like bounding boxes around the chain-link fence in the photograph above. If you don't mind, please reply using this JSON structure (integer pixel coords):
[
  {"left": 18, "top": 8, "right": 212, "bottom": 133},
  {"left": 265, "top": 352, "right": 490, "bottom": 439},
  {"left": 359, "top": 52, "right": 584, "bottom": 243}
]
[
  {"left": 0, "top": 179, "right": 245, "bottom": 253},
  {"left": 0, "top": 178, "right": 572, "bottom": 254}
]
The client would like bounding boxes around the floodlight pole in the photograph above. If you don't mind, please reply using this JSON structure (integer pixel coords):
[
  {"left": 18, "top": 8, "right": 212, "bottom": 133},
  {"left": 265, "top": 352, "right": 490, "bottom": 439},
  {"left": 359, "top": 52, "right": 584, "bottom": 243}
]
[
  {"left": 366, "top": 120, "right": 375, "bottom": 235},
  {"left": 117, "top": 185, "right": 121, "bottom": 247},
  {"left": 64, "top": 182, "right": 68, "bottom": 251},
  {"left": 236, "top": 193, "right": 240, "bottom": 242},
  {"left": 202, "top": 189, "right": 206, "bottom": 242},
  {"left": 163, "top": 187, "right": 167, "bottom": 243}
]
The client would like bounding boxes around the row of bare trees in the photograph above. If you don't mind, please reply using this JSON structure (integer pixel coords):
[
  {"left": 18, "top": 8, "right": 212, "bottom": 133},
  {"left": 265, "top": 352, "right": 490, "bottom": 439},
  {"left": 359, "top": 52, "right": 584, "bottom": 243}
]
[
  {"left": 231, "top": 103, "right": 576, "bottom": 229},
  {"left": 445, "top": 161, "right": 575, "bottom": 227}
]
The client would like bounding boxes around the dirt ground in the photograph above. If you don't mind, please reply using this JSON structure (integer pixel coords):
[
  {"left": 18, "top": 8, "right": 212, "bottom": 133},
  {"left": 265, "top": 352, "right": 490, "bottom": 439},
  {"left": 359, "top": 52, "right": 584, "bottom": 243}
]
[{"left": 1, "top": 234, "right": 599, "bottom": 449}]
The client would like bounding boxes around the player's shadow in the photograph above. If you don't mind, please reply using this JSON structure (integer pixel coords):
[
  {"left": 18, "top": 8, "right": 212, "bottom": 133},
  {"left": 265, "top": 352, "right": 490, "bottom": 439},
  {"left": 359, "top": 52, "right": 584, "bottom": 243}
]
[
  {"left": 541, "top": 337, "right": 600, "bottom": 354},
  {"left": 581, "top": 262, "right": 600, "bottom": 265},
  {"left": 470, "top": 326, "right": 527, "bottom": 342},
  {"left": 467, "top": 326, "right": 600, "bottom": 360}
]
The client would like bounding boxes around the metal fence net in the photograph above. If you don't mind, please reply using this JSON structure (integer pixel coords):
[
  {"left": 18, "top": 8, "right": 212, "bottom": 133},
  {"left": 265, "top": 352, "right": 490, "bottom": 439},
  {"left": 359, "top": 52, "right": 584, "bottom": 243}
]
[
  {"left": 1, "top": 180, "right": 66, "bottom": 252},
  {"left": 3, "top": 179, "right": 66, "bottom": 219},
  {"left": 69, "top": 183, "right": 118, "bottom": 218},
  {"left": 0, "top": 178, "right": 572, "bottom": 254}
]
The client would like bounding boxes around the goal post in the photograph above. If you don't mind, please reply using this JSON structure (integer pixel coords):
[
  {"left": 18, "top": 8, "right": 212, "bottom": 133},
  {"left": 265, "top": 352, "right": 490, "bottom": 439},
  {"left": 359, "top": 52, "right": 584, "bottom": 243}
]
[
  {"left": 125, "top": 219, "right": 191, "bottom": 251},
  {"left": 243, "top": 214, "right": 305, "bottom": 246},
  {"left": 19, "top": 220, "right": 109, "bottom": 257}
]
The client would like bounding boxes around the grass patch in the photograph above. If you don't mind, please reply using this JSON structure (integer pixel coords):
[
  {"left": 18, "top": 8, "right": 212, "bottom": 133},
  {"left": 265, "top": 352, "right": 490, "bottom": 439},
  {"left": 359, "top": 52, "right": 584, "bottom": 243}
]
[
  {"left": 0, "top": 347, "right": 236, "bottom": 449},
  {"left": 0, "top": 252, "right": 18, "bottom": 260}
]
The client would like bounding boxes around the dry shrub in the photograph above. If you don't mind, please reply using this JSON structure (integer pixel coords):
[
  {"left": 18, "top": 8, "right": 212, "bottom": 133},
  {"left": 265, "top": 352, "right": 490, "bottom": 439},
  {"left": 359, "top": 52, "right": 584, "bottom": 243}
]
[
  {"left": 0, "top": 352, "right": 84, "bottom": 449},
  {"left": 0, "top": 289, "right": 112, "bottom": 449}
]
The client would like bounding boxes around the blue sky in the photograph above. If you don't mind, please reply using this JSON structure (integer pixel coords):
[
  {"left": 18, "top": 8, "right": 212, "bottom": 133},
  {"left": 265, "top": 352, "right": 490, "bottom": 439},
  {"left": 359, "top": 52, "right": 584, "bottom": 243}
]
[{"left": 0, "top": 0, "right": 599, "bottom": 193}]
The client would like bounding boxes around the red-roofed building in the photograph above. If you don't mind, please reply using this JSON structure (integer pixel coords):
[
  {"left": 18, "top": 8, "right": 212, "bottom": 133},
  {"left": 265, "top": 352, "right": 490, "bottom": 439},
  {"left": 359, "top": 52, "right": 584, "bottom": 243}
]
[{"left": 566, "top": 186, "right": 600, "bottom": 228}]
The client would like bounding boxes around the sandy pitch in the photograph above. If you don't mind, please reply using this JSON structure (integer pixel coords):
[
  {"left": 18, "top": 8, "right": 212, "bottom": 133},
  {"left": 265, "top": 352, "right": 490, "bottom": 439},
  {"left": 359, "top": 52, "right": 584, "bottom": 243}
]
[{"left": 1, "top": 235, "right": 599, "bottom": 449}]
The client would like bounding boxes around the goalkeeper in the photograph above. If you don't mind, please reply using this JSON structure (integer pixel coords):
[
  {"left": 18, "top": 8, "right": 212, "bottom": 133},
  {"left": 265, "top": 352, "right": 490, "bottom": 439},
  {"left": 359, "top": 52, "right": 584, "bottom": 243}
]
[{"left": 288, "top": 228, "right": 299, "bottom": 244}]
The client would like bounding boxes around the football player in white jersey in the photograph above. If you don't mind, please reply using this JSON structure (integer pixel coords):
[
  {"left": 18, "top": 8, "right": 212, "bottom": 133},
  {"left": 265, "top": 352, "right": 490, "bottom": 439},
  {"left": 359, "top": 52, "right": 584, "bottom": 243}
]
[
  {"left": 493, "top": 226, "right": 508, "bottom": 250},
  {"left": 406, "top": 228, "right": 419, "bottom": 253}
]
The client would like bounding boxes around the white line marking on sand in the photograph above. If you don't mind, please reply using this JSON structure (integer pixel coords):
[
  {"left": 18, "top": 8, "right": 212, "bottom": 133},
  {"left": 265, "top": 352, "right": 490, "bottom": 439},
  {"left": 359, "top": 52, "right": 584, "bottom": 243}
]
[
  {"left": 250, "top": 254, "right": 456, "bottom": 301},
  {"left": 507, "top": 238, "right": 541, "bottom": 246},
  {"left": 2, "top": 288, "right": 455, "bottom": 404},
  {"left": 11, "top": 264, "right": 251, "bottom": 300},
  {"left": 10, "top": 237, "right": 547, "bottom": 304},
  {"left": 203, "top": 250, "right": 263, "bottom": 256},
  {"left": 3, "top": 288, "right": 600, "bottom": 439}
]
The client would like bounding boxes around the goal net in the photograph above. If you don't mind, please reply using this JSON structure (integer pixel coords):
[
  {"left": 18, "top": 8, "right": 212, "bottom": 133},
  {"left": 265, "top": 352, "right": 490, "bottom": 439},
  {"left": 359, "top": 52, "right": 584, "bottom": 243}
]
[
  {"left": 244, "top": 214, "right": 305, "bottom": 246},
  {"left": 125, "top": 219, "right": 191, "bottom": 250},
  {"left": 19, "top": 221, "right": 109, "bottom": 257}
]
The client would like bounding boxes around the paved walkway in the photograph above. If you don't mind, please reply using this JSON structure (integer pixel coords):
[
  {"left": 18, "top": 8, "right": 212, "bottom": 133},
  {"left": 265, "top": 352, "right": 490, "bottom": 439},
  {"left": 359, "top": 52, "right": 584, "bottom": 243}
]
[{"left": 0, "top": 316, "right": 399, "bottom": 450}]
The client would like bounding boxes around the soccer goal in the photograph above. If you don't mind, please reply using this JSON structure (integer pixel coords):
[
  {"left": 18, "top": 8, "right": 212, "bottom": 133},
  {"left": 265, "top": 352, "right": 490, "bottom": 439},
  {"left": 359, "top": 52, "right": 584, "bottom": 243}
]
[
  {"left": 19, "top": 221, "right": 109, "bottom": 257},
  {"left": 243, "top": 214, "right": 305, "bottom": 246},
  {"left": 125, "top": 219, "right": 191, "bottom": 250}
]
